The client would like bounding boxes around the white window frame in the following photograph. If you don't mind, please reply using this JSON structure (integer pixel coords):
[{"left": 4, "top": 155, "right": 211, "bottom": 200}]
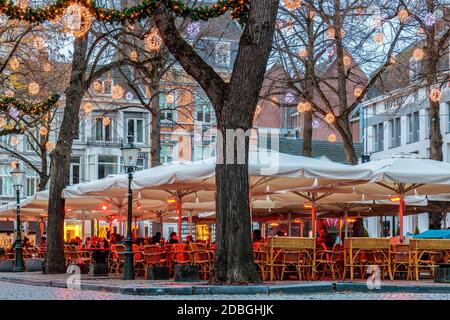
[
  {"left": 94, "top": 117, "right": 113, "bottom": 141},
  {"left": 126, "top": 118, "right": 145, "bottom": 143},
  {"left": 97, "top": 155, "right": 118, "bottom": 179}
]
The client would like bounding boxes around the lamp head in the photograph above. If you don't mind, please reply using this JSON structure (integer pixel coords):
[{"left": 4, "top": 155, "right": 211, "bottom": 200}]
[{"left": 121, "top": 135, "right": 140, "bottom": 170}]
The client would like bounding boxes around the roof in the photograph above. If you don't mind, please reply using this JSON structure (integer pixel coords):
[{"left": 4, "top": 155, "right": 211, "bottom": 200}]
[{"left": 261, "top": 136, "right": 364, "bottom": 164}]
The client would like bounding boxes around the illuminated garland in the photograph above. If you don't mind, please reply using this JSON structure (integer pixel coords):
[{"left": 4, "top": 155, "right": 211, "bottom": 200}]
[
  {"left": 0, "top": 0, "right": 250, "bottom": 23},
  {"left": 0, "top": 93, "right": 60, "bottom": 116}
]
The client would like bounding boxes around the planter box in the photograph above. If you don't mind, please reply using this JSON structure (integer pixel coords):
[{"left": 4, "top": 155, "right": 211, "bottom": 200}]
[
  {"left": 435, "top": 264, "right": 450, "bottom": 283},
  {"left": 25, "top": 259, "right": 44, "bottom": 272},
  {"left": 89, "top": 263, "right": 108, "bottom": 276},
  {"left": 0, "top": 260, "right": 14, "bottom": 272},
  {"left": 174, "top": 265, "right": 199, "bottom": 282}
]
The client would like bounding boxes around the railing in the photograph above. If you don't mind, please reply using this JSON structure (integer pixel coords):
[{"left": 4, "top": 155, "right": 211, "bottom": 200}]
[{"left": 86, "top": 137, "right": 123, "bottom": 147}]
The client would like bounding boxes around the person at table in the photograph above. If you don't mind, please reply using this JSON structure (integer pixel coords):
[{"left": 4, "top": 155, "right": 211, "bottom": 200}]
[
  {"left": 316, "top": 227, "right": 333, "bottom": 249},
  {"left": 253, "top": 229, "right": 263, "bottom": 243},
  {"left": 151, "top": 232, "right": 161, "bottom": 245},
  {"left": 168, "top": 232, "right": 179, "bottom": 244},
  {"left": 184, "top": 235, "right": 193, "bottom": 244},
  {"left": 22, "top": 237, "right": 31, "bottom": 249},
  {"left": 39, "top": 236, "right": 46, "bottom": 253},
  {"left": 84, "top": 237, "right": 91, "bottom": 248},
  {"left": 98, "top": 237, "right": 109, "bottom": 249}
]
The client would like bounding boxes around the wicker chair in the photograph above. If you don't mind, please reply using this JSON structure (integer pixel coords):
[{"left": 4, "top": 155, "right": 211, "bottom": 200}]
[
  {"left": 391, "top": 244, "right": 411, "bottom": 280},
  {"left": 189, "top": 243, "right": 212, "bottom": 280},
  {"left": 315, "top": 243, "right": 342, "bottom": 280},
  {"left": 253, "top": 242, "right": 268, "bottom": 281}
]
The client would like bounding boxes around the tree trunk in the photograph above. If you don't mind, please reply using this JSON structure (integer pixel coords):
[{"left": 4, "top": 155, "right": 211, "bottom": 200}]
[
  {"left": 302, "top": 110, "right": 312, "bottom": 157},
  {"left": 45, "top": 36, "right": 88, "bottom": 273},
  {"left": 335, "top": 118, "right": 358, "bottom": 165},
  {"left": 150, "top": 82, "right": 161, "bottom": 167}
]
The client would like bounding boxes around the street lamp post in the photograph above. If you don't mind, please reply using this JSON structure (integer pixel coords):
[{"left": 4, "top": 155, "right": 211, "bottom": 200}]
[
  {"left": 120, "top": 136, "right": 140, "bottom": 280},
  {"left": 11, "top": 164, "right": 25, "bottom": 272}
]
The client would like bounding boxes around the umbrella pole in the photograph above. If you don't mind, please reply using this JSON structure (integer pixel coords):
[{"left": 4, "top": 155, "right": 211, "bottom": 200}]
[
  {"left": 311, "top": 204, "right": 316, "bottom": 238},
  {"left": 399, "top": 197, "right": 405, "bottom": 242},
  {"left": 177, "top": 197, "right": 182, "bottom": 242},
  {"left": 288, "top": 212, "right": 292, "bottom": 237},
  {"left": 188, "top": 209, "right": 193, "bottom": 237},
  {"left": 344, "top": 208, "right": 348, "bottom": 239}
]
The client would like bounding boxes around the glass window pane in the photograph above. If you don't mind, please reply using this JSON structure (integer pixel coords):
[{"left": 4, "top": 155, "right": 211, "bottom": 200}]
[{"left": 137, "top": 120, "right": 143, "bottom": 143}]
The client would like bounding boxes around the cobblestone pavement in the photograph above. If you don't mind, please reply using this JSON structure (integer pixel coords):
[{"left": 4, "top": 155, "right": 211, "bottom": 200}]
[{"left": 0, "top": 281, "right": 449, "bottom": 300}]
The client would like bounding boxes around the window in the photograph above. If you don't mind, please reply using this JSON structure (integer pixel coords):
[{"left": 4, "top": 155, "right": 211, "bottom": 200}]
[
  {"left": 95, "top": 117, "right": 112, "bottom": 141},
  {"left": 98, "top": 156, "right": 118, "bottom": 179},
  {"left": 69, "top": 157, "right": 81, "bottom": 185},
  {"left": 26, "top": 178, "right": 37, "bottom": 197},
  {"left": 425, "top": 108, "right": 430, "bottom": 139},
  {"left": 372, "top": 123, "right": 384, "bottom": 152},
  {"left": 160, "top": 92, "right": 177, "bottom": 123},
  {"left": 389, "top": 118, "right": 401, "bottom": 148},
  {"left": 0, "top": 166, "right": 13, "bottom": 196},
  {"left": 447, "top": 103, "right": 450, "bottom": 132},
  {"left": 195, "top": 92, "right": 214, "bottom": 124},
  {"left": 193, "top": 145, "right": 212, "bottom": 161},
  {"left": 93, "top": 73, "right": 112, "bottom": 95},
  {"left": 161, "top": 144, "right": 174, "bottom": 163},
  {"left": 214, "top": 42, "right": 231, "bottom": 68},
  {"left": 74, "top": 119, "right": 81, "bottom": 141},
  {"left": 407, "top": 112, "right": 420, "bottom": 143},
  {"left": 127, "top": 118, "right": 144, "bottom": 143}
]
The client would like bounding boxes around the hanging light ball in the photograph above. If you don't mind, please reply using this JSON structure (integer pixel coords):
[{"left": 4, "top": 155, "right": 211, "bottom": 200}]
[
  {"left": 374, "top": 32, "right": 384, "bottom": 44},
  {"left": 413, "top": 48, "right": 424, "bottom": 61},
  {"left": 328, "top": 133, "right": 337, "bottom": 143},
  {"left": 111, "top": 85, "right": 124, "bottom": 100},
  {"left": 284, "top": 0, "right": 302, "bottom": 11},
  {"left": 0, "top": 117, "right": 6, "bottom": 128},
  {"left": 11, "top": 135, "right": 19, "bottom": 146},
  {"left": 33, "top": 36, "right": 45, "bottom": 51},
  {"left": 430, "top": 88, "right": 442, "bottom": 103},
  {"left": 103, "top": 117, "right": 111, "bottom": 126},
  {"left": 145, "top": 28, "right": 163, "bottom": 51},
  {"left": 343, "top": 55, "right": 351, "bottom": 66},
  {"left": 28, "top": 82, "right": 40, "bottom": 96},
  {"left": 354, "top": 87, "right": 363, "bottom": 98},
  {"left": 8, "top": 57, "right": 20, "bottom": 71},
  {"left": 11, "top": 160, "right": 19, "bottom": 169},
  {"left": 389, "top": 57, "right": 397, "bottom": 64},
  {"left": 325, "top": 113, "right": 335, "bottom": 124},
  {"left": 43, "top": 62, "right": 52, "bottom": 72},
  {"left": 130, "top": 50, "right": 138, "bottom": 61},
  {"left": 298, "top": 48, "right": 308, "bottom": 59},
  {"left": 39, "top": 126, "right": 48, "bottom": 136},
  {"left": 398, "top": 9, "right": 409, "bottom": 23},
  {"left": 125, "top": 92, "right": 133, "bottom": 100},
  {"left": 45, "top": 141, "right": 55, "bottom": 151},
  {"left": 62, "top": 4, "right": 93, "bottom": 38},
  {"left": 83, "top": 103, "right": 93, "bottom": 114},
  {"left": 327, "top": 27, "right": 336, "bottom": 39}
]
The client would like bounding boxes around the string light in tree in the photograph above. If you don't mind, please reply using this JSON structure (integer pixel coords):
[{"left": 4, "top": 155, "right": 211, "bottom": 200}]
[
  {"left": 145, "top": 28, "right": 163, "bottom": 52},
  {"left": 33, "top": 36, "right": 45, "bottom": 51},
  {"left": 43, "top": 62, "right": 52, "bottom": 72},
  {"left": 39, "top": 126, "right": 48, "bottom": 136},
  {"left": 111, "top": 85, "right": 124, "bottom": 100},
  {"left": 297, "top": 101, "right": 312, "bottom": 113},
  {"left": 343, "top": 55, "right": 351, "bottom": 66},
  {"left": 83, "top": 103, "right": 93, "bottom": 114},
  {"left": 325, "top": 113, "right": 335, "bottom": 124},
  {"left": 398, "top": 9, "right": 409, "bottom": 23},
  {"left": 354, "top": 87, "right": 363, "bottom": 98},
  {"left": 298, "top": 48, "right": 308, "bottom": 59},
  {"left": 374, "top": 32, "right": 384, "bottom": 44},
  {"left": 413, "top": 48, "right": 424, "bottom": 61},
  {"left": 16, "top": 0, "right": 28, "bottom": 9},
  {"left": 8, "top": 57, "right": 20, "bottom": 71},
  {"left": 62, "top": 4, "right": 93, "bottom": 38},
  {"left": 130, "top": 50, "right": 138, "bottom": 61},
  {"left": 125, "top": 92, "right": 133, "bottom": 101},
  {"left": 284, "top": 92, "right": 296, "bottom": 104},
  {"left": 327, "top": 27, "right": 335, "bottom": 39},
  {"left": 0, "top": 117, "right": 6, "bottom": 128},
  {"left": 11, "top": 160, "right": 19, "bottom": 169},
  {"left": 45, "top": 141, "right": 55, "bottom": 151},
  {"left": 28, "top": 82, "right": 40, "bottom": 96},
  {"left": 430, "top": 88, "right": 442, "bottom": 103},
  {"left": 328, "top": 133, "right": 337, "bottom": 143},
  {"left": 389, "top": 57, "right": 397, "bottom": 64},
  {"left": 102, "top": 116, "right": 111, "bottom": 126},
  {"left": 284, "top": 0, "right": 302, "bottom": 11}
]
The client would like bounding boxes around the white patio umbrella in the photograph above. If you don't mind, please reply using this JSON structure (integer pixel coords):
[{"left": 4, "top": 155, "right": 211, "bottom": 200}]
[{"left": 355, "top": 153, "right": 450, "bottom": 241}]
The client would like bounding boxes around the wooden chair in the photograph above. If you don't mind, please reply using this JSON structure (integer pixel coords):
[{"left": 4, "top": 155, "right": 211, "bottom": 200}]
[
  {"left": 172, "top": 244, "right": 191, "bottom": 267},
  {"left": 409, "top": 239, "right": 450, "bottom": 281},
  {"left": 279, "top": 250, "right": 308, "bottom": 280},
  {"left": 267, "top": 237, "right": 316, "bottom": 281},
  {"left": 189, "top": 243, "right": 211, "bottom": 280},
  {"left": 253, "top": 242, "right": 268, "bottom": 281},
  {"left": 343, "top": 238, "right": 392, "bottom": 281},
  {"left": 315, "top": 243, "right": 342, "bottom": 280},
  {"left": 111, "top": 244, "right": 126, "bottom": 276},
  {"left": 143, "top": 245, "right": 167, "bottom": 279},
  {"left": 391, "top": 244, "right": 411, "bottom": 280}
]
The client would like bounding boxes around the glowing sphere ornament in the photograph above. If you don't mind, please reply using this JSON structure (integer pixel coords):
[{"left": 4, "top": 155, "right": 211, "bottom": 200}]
[
  {"left": 284, "top": 92, "right": 295, "bottom": 104},
  {"left": 325, "top": 113, "right": 335, "bottom": 124},
  {"left": 33, "top": 36, "right": 45, "bottom": 51},
  {"left": 8, "top": 57, "right": 20, "bottom": 71},
  {"left": 374, "top": 32, "right": 384, "bottom": 44},
  {"left": 45, "top": 141, "right": 55, "bottom": 151},
  {"left": 125, "top": 92, "right": 134, "bottom": 100},
  {"left": 103, "top": 117, "right": 111, "bottom": 126},
  {"left": 145, "top": 28, "right": 163, "bottom": 51},
  {"left": 343, "top": 55, "right": 351, "bottom": 66},
  {"left": 16, "top": 0, "right": 28, "bottom": 9},
  {"left": 62, "top": 4, "right": 93, "bottom": 38},
  {"left": 28, "top": 82, "right": 40, "bottom": 96},
  {"left": 284, "top": 0, "right": 302, "bottom": 11},
  {"left": 39, "top": 126, "right": 48, "bottom": 136},
  {"left": 354, "top": 87, "right": 363, "bottom": 98},
  {"left": 430, "top": 88, "right": 442, "bottom": 103},
  {"left": 398, "top": 9, "right": 409, "bottom": 23},
  {"left": 298, "top": 48, "right": 308, "bottom": 59},
  {"left": 312, "top": 120, "right": 320, "bottom": 129},
  {"left": 83, "top": 103, "right": 93, "bottom": 114},
  {"left": 130, "top": 50, "right": 138, "bottom": 61},
  {"left": 328, "top": 133, "right": 337, "bottom": 143},
  {"left": 43, "top": 62, "right": 52, "bottom": 72},
  {"left": 413, "top": 48, "right": 424, "bottom": 61},
  {"left": 111, "top": 85, "right": 124, "bottom": 100}
]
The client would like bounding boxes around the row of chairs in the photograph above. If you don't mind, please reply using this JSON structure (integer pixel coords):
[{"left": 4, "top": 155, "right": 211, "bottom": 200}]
[{"left": 63, "top": 245, "right": 94, "bottom": 266}]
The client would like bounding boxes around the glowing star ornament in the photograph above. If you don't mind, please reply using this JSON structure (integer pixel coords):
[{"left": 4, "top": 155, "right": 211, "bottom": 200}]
[
  {"left": 312, "top": 120, "right": 320, "bottom": 129},
  {"left": 83, "top": 103, "right": 93, "bottom": 114},
  {"left": 374, "top": 32, "right": 384, "bottom": 44},
  {"left": 28, "top": 82, "right": 40, "bottom": 96},
  {"left": 398, "top": 9, "right": 409, "bottom": 23},
  {"left": 45, "top": 141, "right": 55, "bottom": 151},
  {"left": 125, "top": 92, "right": 133, "bottom": 100},
  {"left": 284, "top": 0, "right": 302, "bottom": 11},
  {"left": 430, "top": 88, "right": 442, "bottom": 103},
  {"left": 102, "top": 117, "right": 111, "bottom": 126},
  {"left": 111, "top": 85, "right": 124, "bottom": 100},
  {"left": 298, "top": 48, "right": 308, "bottom": 59},
  {"left": 325, "top": 113, "right": 335, "bottom": 124},
  {"left": 354, "top": 87, "right": 363, "bottom": 98},
  {"left": 145, "top": 28, "right": 163, "bottom": 51},
  {"left": 328, "top": 133, "right": 337, "bottom": 143},
  {"left": 33, "top": 36, "right": 45, "bottom": 51},
  {"left": 284, "top": 92, "right": 295, "bottom": 104},
  {"left": 39, "top": 126, "right": 48, "bottom": 136},
  {"left": 424, "top": 13, "right": 436, "bottom": 27},
  {"left": 413, "top": 48, "right": 424, "bottom": 61},
  {"left": 62, "top": 4, "right": 93, "bottom": 38}
]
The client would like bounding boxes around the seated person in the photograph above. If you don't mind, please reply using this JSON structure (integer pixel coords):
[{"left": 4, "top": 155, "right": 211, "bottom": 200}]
[
  {"left": 168, "top": 232, "right": 179, "bottom": 244},
  {"left": 184, "top": 235, "right": 194, "bottom": 244}
]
